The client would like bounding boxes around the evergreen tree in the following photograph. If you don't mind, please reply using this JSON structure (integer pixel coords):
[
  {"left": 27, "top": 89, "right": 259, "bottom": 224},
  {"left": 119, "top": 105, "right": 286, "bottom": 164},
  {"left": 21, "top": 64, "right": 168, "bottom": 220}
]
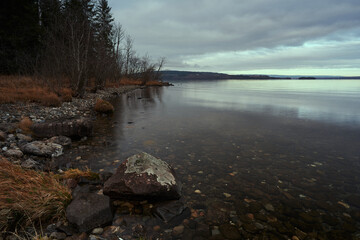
[
  {"left": 0, "top": 0, "right": 41, "bottom": 74},
  {"left": 93, "top": 0, "right": 114, "bottom": 90},
  {"left": 95, "top": 0, "right": 113, "bottom": 52},
  {"left": 39, "top": 0, "right": 62, "bottom": 29}
]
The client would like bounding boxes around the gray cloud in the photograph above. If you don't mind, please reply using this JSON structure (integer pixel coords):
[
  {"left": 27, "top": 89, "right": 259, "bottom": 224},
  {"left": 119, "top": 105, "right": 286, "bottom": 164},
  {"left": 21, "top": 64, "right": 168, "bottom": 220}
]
[{"left": 109, "top": 0, "right": 360, "bottom": 75}]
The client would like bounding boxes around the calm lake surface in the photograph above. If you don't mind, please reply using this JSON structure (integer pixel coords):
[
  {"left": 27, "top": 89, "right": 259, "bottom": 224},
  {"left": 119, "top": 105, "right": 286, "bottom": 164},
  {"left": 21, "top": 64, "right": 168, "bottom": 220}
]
[{"left": 72, "top": 79, "right": 360, "bottom": 238}]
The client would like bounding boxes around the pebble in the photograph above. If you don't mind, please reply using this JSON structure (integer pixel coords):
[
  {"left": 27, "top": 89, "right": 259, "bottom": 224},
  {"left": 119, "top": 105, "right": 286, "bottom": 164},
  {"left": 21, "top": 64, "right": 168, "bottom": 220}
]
[
  {"left": 223, "top": 193, "right": 231, "bottom": 198},
  {"left": 153, "top": 225, "right": 161, "bottom": 231},
  {"left": 338, "top": 201, "right": 350, "bottom": 209},
  {"left": 91, "top": 227, "right": 104, "bottom": 235},
  {"left": 255, "top": 222, "right": 264, "bottom": 230},
  {"left": 211, "top": 226, "right": 221, "bottom": 236},
  {"left": 49, "top": 232, "right": 67, "bottom": 240},
  {"left": 172, "top": 225, "right": 184, "bottom": 236},
  {"left": 264, "top": 203, "right": 275, "bottom": 212},
  {"left": 219, "top": 224, "right": 241, "bottom": 239},
  {"left": 246, "top": 213, "right": 255, "bottom": 220},
  {"left": 88, "top": 235, "right": 97, "bottom": 240},
  {"left": 194, "top": 189, "right": 201, "bottom": 194}
]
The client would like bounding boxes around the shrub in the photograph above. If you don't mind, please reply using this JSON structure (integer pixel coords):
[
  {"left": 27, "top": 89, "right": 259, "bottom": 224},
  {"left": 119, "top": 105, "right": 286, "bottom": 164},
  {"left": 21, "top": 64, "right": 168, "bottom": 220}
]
[
  {"left": 18, "top": 117, "right": 33, "bottom": 133},
  {"left": 94, "top": 99, "right": 114, "bottom": 114},
  {"left": 40, "top": 93, "right": 61, "bottom": 107},
  {"left": 0, "top": 158, "right": 72, "bottom": 231},
  {"left": 60, "top": 88, "right": 72, "bottom": 102}
]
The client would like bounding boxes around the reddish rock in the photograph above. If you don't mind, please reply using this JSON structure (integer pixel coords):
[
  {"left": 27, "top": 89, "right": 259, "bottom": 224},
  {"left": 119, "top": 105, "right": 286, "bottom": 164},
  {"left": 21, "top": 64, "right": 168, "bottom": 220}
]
[
  {"left": 103, "top": 152, "right": 181, "bottom": 201},
  {"left": 66, "top": 192, "right": 113, "bottom": 232}
]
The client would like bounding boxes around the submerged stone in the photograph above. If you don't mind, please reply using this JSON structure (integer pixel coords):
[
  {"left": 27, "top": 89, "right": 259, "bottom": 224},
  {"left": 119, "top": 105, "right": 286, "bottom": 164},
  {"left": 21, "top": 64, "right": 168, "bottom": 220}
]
[
  {"left": 66, "top": 192, "right": 113, "bottom": 233},
  {"left": 103, "top": 152, "right": 181, "bottom": 201}
]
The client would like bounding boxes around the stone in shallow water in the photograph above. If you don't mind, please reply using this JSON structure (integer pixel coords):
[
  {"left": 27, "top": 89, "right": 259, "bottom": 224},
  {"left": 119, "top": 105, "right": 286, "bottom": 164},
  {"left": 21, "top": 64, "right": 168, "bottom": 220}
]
[
  {"left": 103, "top": 152, "right": 181, "bottom": 200},
  {"left": 153, "top": 200, "right": 190, "bottom": 225},
  {"left": 66, "top": 192, "right": 113, "bottom": 233},
  {"left": 219, "top": 224, "right": 241, "bottom": 239}
]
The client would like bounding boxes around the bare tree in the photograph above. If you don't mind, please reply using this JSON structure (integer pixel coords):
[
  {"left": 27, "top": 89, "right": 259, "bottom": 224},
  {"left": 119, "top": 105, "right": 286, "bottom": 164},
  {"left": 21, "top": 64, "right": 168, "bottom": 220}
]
[
  {"left": 124, "top": 35, "right": 134, "bottom": 77},
  {"left": 111, "top": 23, "right": 125, "bottom": 81},
  {"left": 155, "top": 57, "right": 165, "bottom": 81}
]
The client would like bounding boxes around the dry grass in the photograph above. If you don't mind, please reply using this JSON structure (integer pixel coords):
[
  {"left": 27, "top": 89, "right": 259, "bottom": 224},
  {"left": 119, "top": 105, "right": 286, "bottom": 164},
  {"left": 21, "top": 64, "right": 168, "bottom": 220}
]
[
  {"left": 39, "top": 93, "right": 61, "bottom": 107},
  {"left": 118, "top": 78, "right": 143, "bottom": 85},
  {"left": 0, "top": 157, "right": 72, "bottom": 231},
  {"left": 57, "top": 168, "right": 99, "bottom": 181},
  {"left": 118, "top": 78, "right": 168, "bottom": 86},
  {"left": 18, "top": 117, "right": 33, "bottom": 133},
  {"left": 145, "top": 80, "right": 167, "bottom": 86},
  {"left": 0, "top": 76, "right": 62, "bottom": 106},
  {"left": 0, "top": 75, "right": 167, "bottom": 106},
  {"left": 60, "top": 88, "right": 72, "bottom": 102},
  {"left": 94, "top": 98, "right": 114, "bottom": 114}
]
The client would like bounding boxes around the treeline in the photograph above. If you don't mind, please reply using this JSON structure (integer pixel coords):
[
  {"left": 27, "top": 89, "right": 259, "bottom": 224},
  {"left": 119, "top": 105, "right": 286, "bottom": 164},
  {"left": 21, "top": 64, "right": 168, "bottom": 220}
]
[{"left": 0, "top": 0, "right": 164, "bottom": 97}]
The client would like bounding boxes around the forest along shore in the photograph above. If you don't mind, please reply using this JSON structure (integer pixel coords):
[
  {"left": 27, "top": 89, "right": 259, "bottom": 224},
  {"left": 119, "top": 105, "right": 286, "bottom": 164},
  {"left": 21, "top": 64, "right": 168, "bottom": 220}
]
[{"left": 0, "top": 85, "right": 138, "bottom": 171}]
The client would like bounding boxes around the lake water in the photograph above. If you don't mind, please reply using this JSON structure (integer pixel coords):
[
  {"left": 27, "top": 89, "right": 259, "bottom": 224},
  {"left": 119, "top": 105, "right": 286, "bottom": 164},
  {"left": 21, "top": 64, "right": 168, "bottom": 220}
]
[{"left": 71, "top": 79, "right": 360, "bottom": 239}]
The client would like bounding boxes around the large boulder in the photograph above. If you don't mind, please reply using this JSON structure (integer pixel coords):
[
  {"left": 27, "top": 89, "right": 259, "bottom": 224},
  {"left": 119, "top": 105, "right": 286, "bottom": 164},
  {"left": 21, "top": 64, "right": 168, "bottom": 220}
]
[
  {"left": 66, "top": 192, "right": 113, "bottom": 233},
  {"left": 103, "top": 152, "right": 181, "bottom": 201},
  {"left": 31, "top": 118, "right": 92, "bottom": 139},
  {"left": 21, "top": 141, "right": 63, "bottom": 157}
]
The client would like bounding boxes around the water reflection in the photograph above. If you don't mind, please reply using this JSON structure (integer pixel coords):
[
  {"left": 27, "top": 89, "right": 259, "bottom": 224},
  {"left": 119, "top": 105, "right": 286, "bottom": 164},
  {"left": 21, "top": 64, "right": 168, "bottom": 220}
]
[
  {"left": 178, "top": 80, "right": 360, "bottom": 126},
  {"left": 68, "top": 80, "right": 360, "bottom": 238}
]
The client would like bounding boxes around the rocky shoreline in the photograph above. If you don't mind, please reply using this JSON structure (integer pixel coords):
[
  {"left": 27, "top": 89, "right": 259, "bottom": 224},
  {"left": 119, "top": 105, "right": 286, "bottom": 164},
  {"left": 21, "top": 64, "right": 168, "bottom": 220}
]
[
  {"left": 0, "top": 86, "right": 139, "bottom": 172},
  {"left": 0, "top": 86, "right": 138, "bottom": 125},
  {"left": 0, "top": 85, "right": 196, "bottom": 240}
]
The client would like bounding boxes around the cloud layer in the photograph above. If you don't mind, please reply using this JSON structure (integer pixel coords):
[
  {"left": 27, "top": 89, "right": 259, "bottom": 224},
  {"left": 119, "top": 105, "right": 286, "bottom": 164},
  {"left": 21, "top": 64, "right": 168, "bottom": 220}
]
[{"left": 109, "top": 0, "right": 360, "bottom": 75}]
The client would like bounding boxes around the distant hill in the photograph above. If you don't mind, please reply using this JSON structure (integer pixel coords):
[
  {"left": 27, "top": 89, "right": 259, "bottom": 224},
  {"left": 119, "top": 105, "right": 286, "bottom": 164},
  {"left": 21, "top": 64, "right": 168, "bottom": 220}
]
[
  {"left": 161, "top": 70, "right": 289, "bottom": 81},
  {"left": 161, "top": 70, "right": 360, "bottom": 81}
]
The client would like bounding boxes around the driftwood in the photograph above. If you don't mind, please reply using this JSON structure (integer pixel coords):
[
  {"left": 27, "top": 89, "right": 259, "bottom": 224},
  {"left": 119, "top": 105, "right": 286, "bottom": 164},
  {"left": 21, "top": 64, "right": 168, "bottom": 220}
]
[{"left": 31, "top": 118, "right": 93, "bottom": 139}]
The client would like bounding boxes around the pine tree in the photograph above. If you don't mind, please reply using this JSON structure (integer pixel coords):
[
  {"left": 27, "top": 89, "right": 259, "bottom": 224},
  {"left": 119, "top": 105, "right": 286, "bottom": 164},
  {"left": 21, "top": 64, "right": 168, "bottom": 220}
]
[
  {"left": 0, "top": 0, "right": 41, "bottom": 74},
  {"left": 93, "top": 0, "right": 114, "bottom": 90},
  {"left": 95, "top": 0, "right": 114, "bottom": 52}
]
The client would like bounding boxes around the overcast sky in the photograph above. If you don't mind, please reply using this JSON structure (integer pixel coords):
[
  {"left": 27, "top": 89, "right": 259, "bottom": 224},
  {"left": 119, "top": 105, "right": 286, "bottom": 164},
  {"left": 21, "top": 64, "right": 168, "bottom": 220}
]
[{"left": 108, "top": 0, "right": 360, "bottom": 76}]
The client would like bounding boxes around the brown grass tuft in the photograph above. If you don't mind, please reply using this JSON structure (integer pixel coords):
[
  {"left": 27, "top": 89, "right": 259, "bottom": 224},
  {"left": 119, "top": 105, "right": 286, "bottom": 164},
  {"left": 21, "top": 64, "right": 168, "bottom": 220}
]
[
  {"left": 57, "top": 168, "right": 99, "bottom": 181},
  {"left": 0, "top": 157, "right": 72, "bottom": 231},
  {"left": 118, "top": 78, "right": 143, "bottom": 85},
  {"left": 145, "top": 80, "right": 169, "bottom": 86},
  {"left": 94, "top": 99, "right": 114, "bottom": 114},
  {"left": 19, "top": 117, "right": 33, "bottom": 133},
  {"left": 60, "top": 88, "right": 72, "bottom": 102},
  {"left": 39, "top": 93, "right": 61, "bottom": 107}
]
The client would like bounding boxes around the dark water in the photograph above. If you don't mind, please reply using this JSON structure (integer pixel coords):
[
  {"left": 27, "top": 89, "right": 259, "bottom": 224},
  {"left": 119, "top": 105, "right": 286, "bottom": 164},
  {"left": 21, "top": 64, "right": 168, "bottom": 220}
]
[{"left": 72, "top": 80, "right": 360, "bottom": 238}]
